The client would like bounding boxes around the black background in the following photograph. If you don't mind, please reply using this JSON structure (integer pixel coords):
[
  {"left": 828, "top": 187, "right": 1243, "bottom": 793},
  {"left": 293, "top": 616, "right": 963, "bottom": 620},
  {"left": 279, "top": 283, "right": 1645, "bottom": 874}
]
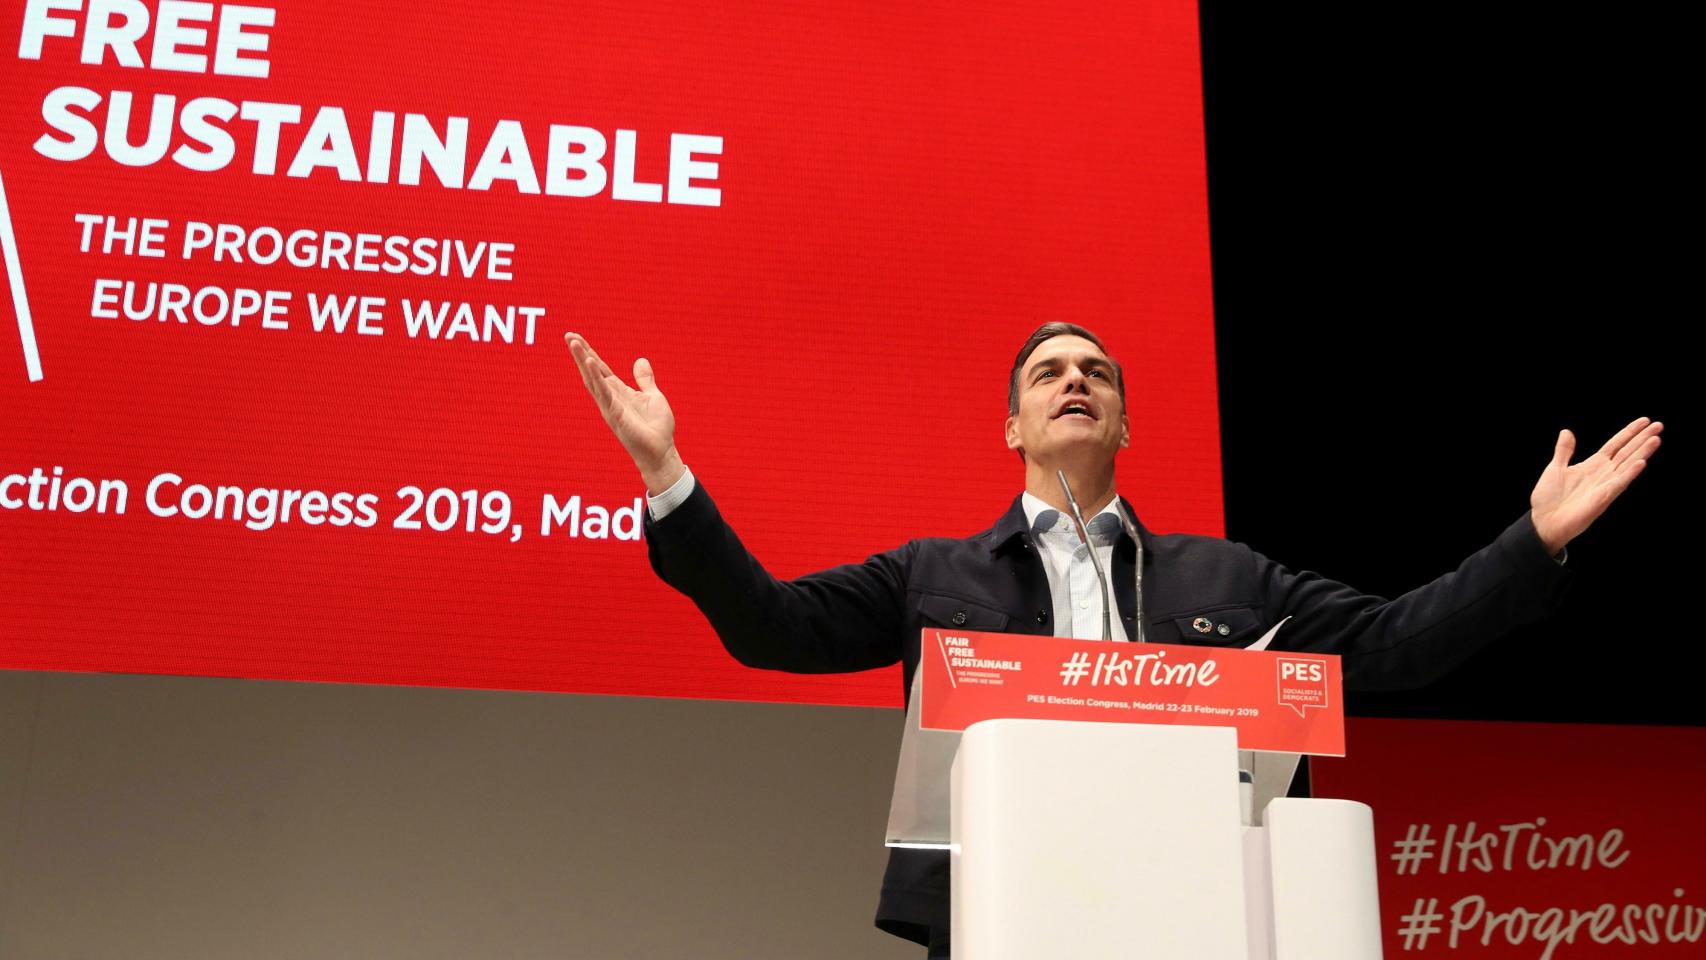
[{"left": 1199, "top": 6, "right": 1692, "bottom": 725}]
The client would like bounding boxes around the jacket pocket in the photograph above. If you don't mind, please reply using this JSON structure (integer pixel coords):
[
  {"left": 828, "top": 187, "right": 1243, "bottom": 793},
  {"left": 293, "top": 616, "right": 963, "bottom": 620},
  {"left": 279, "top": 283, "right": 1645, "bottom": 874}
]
[{"left": 917, "top": 594, "right": 1011, "bottom": 632}]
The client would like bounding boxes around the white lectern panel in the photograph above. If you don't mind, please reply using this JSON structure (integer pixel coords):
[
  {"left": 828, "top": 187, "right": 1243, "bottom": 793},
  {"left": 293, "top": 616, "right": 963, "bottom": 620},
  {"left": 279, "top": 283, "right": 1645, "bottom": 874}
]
[
  {"left": 1265, "top": 798, "right": 1383, "bottom": 959},
  {"left": 952, "top": 719, "right": 1248, "bottom": 960}
]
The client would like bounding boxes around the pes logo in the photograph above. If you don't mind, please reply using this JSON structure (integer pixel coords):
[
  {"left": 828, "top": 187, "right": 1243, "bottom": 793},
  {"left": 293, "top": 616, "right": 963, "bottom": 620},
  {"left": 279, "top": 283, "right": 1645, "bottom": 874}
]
[{"left": 1275, "top": 657, "right": 1329, "bottom": 717}]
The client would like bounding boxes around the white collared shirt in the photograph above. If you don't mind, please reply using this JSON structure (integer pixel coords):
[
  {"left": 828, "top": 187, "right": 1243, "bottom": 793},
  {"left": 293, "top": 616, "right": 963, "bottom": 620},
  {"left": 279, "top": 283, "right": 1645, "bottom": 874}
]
[
  {"left": 1021, "top": 491, "right": 1129, "bottom": 642},
  {"left": 646, "top": 466, "right": 698, "bottom": 519}
]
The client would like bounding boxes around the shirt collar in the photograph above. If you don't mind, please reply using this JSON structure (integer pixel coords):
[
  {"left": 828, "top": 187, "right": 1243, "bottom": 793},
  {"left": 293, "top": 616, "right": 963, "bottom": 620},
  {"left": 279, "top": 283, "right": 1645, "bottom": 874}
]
[
  {"left": 1020, "top": 491, "right": 1125, "bottom": 536},
  {"left": 990, "top": 492, "right": 1154, "bottom": 559}
]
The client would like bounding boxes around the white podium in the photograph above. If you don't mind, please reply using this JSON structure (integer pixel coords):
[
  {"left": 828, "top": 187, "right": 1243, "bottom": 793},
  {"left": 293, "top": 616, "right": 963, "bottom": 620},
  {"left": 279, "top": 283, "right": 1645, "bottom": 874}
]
[{"left": 950, "top": 719, "right": 1382, "bottom": 959}]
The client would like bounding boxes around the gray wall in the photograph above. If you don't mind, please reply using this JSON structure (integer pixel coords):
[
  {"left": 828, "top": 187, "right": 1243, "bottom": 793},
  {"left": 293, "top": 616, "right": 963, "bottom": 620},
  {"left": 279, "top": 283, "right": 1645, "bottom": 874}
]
[{"left": 0, "top": 670, "right": 921, "bottom": 960}]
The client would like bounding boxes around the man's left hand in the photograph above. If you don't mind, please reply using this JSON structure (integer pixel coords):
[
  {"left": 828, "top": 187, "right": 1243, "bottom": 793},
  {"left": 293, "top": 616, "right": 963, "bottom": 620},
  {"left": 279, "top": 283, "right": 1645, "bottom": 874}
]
[{"left": 1530, "top": 417, "right": 1664, "bottom": 556}]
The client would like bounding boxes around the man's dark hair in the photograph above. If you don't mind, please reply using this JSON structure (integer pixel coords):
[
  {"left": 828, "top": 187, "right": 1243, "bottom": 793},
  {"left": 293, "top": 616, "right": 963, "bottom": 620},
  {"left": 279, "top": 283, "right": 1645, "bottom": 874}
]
[{"left": 1007, "top": 322, "right": 1126, "bottom": 417}]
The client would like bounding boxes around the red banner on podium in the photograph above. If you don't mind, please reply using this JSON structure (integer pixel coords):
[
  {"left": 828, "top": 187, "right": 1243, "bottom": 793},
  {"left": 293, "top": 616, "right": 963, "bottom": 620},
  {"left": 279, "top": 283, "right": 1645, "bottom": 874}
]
[{"left": 917, "top": 629, "right": 1345, "bottom": 755}]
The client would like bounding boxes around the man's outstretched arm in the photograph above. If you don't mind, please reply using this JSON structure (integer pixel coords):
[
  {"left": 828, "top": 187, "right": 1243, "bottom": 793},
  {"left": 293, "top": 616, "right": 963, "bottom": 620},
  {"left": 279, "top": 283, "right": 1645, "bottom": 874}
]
[
  {"left": 1259, "top": 418, "right": 1663, "bottom": 689},
  {"left": 564, "top": 332, "right": 906, "bottom": 673}
]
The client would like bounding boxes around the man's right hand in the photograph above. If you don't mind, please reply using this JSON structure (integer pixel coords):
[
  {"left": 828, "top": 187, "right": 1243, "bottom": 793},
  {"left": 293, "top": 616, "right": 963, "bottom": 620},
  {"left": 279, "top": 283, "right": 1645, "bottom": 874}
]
[{"left": 565, "top": 332, "right": 686, "bottom": 495}]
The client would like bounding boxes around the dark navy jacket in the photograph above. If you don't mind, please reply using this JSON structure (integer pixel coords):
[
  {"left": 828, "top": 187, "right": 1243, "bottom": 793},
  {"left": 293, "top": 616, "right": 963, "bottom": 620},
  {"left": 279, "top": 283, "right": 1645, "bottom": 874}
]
[{"left": 645, "top": 479, "right": 1571, "bottom": 945}]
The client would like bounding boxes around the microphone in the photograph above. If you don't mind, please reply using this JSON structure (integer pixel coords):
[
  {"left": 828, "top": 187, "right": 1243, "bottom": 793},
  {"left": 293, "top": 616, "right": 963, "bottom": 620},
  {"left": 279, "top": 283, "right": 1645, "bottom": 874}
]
[
  {"left": 1056, "top": 470, "right": 1113, "bottom": 641},
  {"left": 1117, "top": 499, "right": 1148, "bottom": 645}
]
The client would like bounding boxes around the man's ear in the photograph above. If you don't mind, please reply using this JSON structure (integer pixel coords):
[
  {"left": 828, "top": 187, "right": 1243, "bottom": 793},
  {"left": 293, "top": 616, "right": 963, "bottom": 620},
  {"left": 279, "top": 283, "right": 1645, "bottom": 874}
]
[
  {"left": 1119, "top": 414, "right": 1130, "bottom": 449},
  {"left": 1005, "top": 415, "right": 1024, "bottom": 457}
]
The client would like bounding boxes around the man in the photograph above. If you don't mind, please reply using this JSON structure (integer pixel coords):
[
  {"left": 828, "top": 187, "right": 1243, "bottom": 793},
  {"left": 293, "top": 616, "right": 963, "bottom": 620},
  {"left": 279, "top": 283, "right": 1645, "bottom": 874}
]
[{"left": 564, "top": 323, "right": 1661, "bottom": 957}]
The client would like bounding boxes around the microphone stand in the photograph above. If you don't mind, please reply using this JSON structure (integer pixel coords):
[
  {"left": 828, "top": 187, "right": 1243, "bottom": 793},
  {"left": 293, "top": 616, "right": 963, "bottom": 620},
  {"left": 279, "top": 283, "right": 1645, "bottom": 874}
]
[
  {"left": 1056, "top": 469, "right": 1146, "bottom": 644},
  {"left": 1056, "top": 470, "right": 1114, "bottom": 641}
]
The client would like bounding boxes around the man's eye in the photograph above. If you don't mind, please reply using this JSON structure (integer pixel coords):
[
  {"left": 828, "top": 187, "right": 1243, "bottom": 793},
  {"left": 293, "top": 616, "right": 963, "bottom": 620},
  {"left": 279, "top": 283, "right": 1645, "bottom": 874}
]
[
  {"left": 1036, "top": 370, "right": 1056, "bottom": 380},
  {"left": 1088, "top": 369, "right": 1106, "bottom": 379}
]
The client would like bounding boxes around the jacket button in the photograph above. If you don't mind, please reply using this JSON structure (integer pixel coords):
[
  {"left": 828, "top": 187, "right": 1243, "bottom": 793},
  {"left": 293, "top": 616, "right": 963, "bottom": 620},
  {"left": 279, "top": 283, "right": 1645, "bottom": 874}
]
[
  {"left": 1217, "top": 623, "right": 1231, "bottom": 636},
  {"left": 1036, "top": 610, "right": 1048, "bottom": 624},
  {"left": 1192, "top": 617, "right": 1214, "bottom": 634},
  {"left": 951, "top": 610, "right": 968, "bottom": 626}
]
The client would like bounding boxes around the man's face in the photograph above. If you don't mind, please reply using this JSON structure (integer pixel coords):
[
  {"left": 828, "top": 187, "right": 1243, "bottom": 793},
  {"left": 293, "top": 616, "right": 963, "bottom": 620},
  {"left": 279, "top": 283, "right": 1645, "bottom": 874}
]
[{"left": 1005, "top": 335, "right": 1129, "bottom": 465}]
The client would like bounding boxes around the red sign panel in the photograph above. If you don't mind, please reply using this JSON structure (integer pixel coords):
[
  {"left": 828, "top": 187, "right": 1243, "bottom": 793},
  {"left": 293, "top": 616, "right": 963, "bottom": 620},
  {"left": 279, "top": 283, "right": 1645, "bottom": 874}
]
[
  {"left": 917, "top": 629, "right": 1344, "bottom": 755},
  {"left": 0, "top": 1, "right": 1221, "bottom": 706},
  {"left": 1312, "top": 718, "right": 1706, "bottom": 958}
]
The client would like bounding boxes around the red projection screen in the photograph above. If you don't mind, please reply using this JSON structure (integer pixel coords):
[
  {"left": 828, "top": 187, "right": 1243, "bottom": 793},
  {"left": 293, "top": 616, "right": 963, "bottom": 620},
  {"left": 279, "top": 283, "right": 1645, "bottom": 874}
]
[{"left": 0, "top": 1, "right": 1221, "bottom": 706}]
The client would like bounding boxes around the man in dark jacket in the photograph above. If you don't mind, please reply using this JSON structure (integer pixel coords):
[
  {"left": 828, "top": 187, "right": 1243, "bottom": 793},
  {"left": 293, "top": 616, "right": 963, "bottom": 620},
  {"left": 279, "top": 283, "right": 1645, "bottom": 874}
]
[{"left": 564, "top": 323, "right": 1661, "bottom": 956}]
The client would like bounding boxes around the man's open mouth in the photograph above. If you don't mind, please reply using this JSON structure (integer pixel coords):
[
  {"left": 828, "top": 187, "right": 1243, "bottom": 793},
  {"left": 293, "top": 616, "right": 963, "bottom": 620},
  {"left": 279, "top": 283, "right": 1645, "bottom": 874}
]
[{"left": 1053, "top": 402, "right": 1096, "bottom": 420}]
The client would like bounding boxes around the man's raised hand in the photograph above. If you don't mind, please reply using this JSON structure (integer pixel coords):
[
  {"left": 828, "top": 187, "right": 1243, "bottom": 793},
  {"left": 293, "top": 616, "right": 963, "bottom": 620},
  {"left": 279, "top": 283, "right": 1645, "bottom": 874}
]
[
  {"left": 565, "top": 332, "right": 686, "bottom": 495},
  {"left": 1530, "top": 417, "right": 1663, "bottom": 556}
]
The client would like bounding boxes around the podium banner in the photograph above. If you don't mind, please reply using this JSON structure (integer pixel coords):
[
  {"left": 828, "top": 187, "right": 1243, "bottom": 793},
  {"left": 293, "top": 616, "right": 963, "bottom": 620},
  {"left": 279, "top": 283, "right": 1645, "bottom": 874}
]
[{"left": 917, "top": 628, "right": 1344, "bottom": 755}]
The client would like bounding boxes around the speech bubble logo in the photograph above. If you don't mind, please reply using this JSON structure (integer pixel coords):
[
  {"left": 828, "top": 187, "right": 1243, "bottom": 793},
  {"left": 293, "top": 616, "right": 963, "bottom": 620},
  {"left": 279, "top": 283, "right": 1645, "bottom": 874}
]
[{"left": 1276, "top": 657, "right": 1330, "bottom": 717}]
